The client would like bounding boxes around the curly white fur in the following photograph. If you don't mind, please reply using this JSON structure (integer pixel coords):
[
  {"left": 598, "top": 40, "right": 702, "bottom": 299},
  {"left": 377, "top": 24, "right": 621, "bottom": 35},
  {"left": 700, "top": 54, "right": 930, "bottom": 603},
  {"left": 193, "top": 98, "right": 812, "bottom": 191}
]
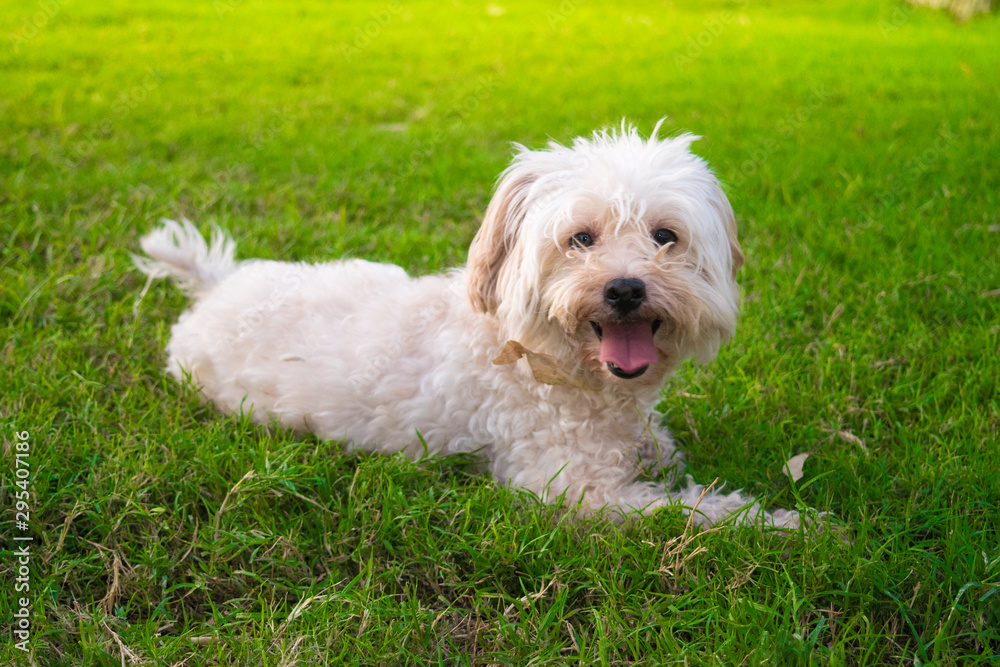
[{"left": 137, "top": 122, "right": 800, "bottom": 529}]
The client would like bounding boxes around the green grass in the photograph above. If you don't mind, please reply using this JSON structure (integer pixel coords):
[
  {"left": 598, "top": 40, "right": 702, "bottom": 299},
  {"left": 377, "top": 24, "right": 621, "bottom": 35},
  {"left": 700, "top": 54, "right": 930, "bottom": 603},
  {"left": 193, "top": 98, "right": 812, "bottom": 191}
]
[{"left": 2, "top": 0, "right": 998, "bottom": 664}]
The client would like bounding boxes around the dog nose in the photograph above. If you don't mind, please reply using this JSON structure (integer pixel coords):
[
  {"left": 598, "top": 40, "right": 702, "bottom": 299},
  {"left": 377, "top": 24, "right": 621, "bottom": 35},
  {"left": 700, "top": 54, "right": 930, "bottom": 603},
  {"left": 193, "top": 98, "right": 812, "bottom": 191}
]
[{"left": 604, "top": 278, "right": 646, "bottom": 315}]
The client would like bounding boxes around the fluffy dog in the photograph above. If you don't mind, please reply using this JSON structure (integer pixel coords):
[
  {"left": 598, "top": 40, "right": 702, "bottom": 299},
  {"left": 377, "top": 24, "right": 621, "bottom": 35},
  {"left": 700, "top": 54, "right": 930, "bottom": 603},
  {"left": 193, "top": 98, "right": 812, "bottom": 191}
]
[{"left": 136, "top": 123, "right": 800, "bottom": 528}]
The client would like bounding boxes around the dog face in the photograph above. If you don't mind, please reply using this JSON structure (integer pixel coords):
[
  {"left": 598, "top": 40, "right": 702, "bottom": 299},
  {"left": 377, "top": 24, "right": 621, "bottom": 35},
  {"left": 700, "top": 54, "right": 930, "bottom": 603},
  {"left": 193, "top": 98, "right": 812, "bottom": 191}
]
[{"left": 468, "top": 123, "right": 743, "bottom": 387}]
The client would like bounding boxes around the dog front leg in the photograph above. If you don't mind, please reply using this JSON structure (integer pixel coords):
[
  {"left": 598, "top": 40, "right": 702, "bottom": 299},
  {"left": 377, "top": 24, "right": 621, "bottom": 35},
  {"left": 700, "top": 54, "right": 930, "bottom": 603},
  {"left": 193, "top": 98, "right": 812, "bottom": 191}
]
[
  {"left": 601, "top": 480, "right": 802, "bottom": 528},
  {"left": 490, "top": 441, "right": 800, "bottom": 528}
]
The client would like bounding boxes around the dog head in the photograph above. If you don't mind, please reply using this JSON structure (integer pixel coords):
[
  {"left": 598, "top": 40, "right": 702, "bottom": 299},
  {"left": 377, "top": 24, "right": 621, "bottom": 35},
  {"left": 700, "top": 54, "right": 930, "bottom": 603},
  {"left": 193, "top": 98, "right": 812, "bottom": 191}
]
[{"left": 467, "top": 122, "right": 743, "bottom": 389}]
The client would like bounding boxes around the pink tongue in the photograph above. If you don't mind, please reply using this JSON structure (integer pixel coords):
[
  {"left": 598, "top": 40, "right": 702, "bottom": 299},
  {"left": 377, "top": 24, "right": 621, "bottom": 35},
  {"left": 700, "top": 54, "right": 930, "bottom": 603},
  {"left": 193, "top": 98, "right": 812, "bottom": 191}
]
[{"left": 598, "top": 321, "right": 658, "bottom": 373}]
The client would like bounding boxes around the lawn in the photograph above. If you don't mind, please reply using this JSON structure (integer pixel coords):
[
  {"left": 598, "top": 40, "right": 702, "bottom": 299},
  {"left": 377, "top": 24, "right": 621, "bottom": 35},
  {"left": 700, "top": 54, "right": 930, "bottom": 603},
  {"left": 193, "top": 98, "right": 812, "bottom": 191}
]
[{"left": 1, "top": 0, "right": 998, "bottom": 664}]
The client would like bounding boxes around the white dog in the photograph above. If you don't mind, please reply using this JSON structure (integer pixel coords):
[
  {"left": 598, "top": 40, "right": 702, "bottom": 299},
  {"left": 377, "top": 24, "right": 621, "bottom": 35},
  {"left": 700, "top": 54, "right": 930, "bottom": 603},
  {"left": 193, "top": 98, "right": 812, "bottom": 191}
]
[{"left": 137, "top": 123, "right": 800, "bottom": 528}]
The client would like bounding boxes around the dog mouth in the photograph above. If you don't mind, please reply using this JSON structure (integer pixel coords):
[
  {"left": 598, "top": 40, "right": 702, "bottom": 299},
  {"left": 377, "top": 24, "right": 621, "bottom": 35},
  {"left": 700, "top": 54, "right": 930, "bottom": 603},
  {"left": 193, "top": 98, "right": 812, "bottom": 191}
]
[{"left": 590, "top": 320, "right": 661, "bottom": 379}]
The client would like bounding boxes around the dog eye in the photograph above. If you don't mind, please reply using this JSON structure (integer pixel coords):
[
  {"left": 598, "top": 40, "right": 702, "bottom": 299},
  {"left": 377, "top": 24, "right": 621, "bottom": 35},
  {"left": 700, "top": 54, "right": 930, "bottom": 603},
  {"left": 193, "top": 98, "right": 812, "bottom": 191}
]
[
  {"left": 653, "top": 228, "right": 677, "bottom": 246},
  {"left": 570, "top": 232, "right": 595, "bottom": 249}
]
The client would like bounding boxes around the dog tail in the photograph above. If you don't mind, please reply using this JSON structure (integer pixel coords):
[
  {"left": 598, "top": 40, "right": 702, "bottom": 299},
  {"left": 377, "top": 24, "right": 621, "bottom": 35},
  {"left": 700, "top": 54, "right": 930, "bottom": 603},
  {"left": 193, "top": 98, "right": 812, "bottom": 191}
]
[{"left": 133, "top": 218, "right": 237, "bottom": 296}]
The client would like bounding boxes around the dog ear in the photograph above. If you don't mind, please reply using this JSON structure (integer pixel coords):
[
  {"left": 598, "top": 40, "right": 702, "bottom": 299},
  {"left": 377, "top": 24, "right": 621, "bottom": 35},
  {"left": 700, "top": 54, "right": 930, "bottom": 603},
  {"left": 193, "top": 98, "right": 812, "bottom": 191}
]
[
  {"left": 467, "top": 168, "right": 538, "bottom": 313},
  {"left": 728, "top": 221, "right": 744, "bottom": 279},
  {"left": 713, "top": 193, "right": 743, "bottom": 280}
]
